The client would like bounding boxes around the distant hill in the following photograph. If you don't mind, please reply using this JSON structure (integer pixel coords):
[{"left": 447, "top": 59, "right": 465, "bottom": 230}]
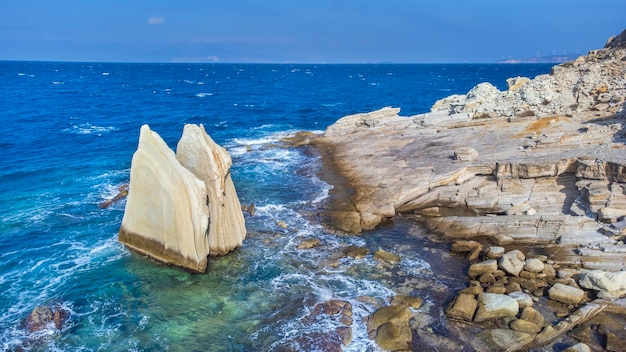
[{"left": 498, "top": 54, "right": 580, "bottom": 64}]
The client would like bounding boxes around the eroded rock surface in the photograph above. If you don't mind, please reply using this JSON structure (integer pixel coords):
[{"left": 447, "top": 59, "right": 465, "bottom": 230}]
[
  {"left": 119, "top": 124, "right": 246, "bottom": 272},
  {"left": 312, "top": 29, "right": 626, "bottom": 272}
]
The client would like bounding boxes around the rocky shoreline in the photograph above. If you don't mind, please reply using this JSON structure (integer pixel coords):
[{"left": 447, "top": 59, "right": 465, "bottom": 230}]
[{"left": 301, "top": 30, "right": 626, "bottom": 350}]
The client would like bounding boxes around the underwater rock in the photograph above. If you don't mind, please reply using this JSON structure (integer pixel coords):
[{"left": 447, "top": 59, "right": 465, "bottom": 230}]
[
  {"left": 296, "top": 237, "right": 321, "bottom": 249},
  {"left": 98, "top": 184, "right": 129, "bottom": 209},
  {"left": 119, "top": 124, "right": 245, "bottom": 273},
  {"left": 344, "top": 245, "right": 369, "bottom": 259},
  {"left": 22, "top": 304, "right": 69, "bottom": 332},
  {"left": 373, "top": 249, "right": 401, "bottom": 265}
]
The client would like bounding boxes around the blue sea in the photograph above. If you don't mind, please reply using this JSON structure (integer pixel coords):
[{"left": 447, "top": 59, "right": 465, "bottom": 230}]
[{"left": 0, "top": 62, "right": 552, "bottom": 351}]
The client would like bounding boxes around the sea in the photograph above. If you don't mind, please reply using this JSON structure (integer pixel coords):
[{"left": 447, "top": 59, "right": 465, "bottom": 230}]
[{"left": 0, "top": 61, "right": 553, "bottom": 351}]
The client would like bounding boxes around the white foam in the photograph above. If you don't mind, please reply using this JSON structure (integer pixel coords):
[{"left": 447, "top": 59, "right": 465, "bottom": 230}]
[
  {"left": 400, "top": 257, "right": 432, "bottom": 276},
  {"left": 64, "top": 123, "right": 118, "bottom": 135},
  {"left": 310, "top": 177, "right": 333, "bottom": 205},
  {"left": 195, "top": 92, "right": 213, "bottom": 97}
]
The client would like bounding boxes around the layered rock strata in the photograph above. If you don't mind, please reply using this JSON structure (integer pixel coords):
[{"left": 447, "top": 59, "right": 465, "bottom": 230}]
[
  {"left": 119, "top": 124, "right": 246, "bottom": 272},
  {"left": 306, "top": 29, "right": 626, "bottom": 351},
  {"left": 312, "top": 30, "right": 626, "bottom": 272}
]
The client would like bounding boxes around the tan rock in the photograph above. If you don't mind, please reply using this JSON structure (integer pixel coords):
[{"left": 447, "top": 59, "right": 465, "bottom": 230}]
[
  {"left": 468, "top": 259, "right": 498, "bottom": 277},
  {"left": 176, "top": 124, "right": 246, "bottom": 255},
  {"left": 499, "top": 250, "right": 526, "bottom": 277},
  {"left": 390, "top": 295, "right": 423, "bottom": 309},
  {"left": 373, "top": 249, "right": 401, "bottom": 265},
  {"left": 508, "top": 291, "right": 533, "bottom": 308},
  {"left": 450, "top": 240, "right": 482, "bottom": 253},
  {"left": 344, "top": 245, "right": 369, "bottom": 259},
  {"left": 524, "top": 258, "right": 545, "bottom": 273},
  {"left": 297, "top": 237, "right": 321, "bottom": 249},
  {"left": 578, "top": 269, "right": 626, "bottom": 293},
  {"left": 510, "top": 319, "right": 541, "bottom": 334},
  {"left": 474, "top": 293, "right": 519, "bottom": 322},
  {"left": 446, "top": 293, "right": 478, "bottom": 321},
  {"left": 459, "top": 285, "right": 484, "bottom": 296},
  {"left": 375, "top": 321, "right": 412, "bottom": 351},
  {"left": 520, "top": 306, "right": 545, "bottom": 327},
  {"left": 486, "top": 246, "right": 505, "bottom": 259},
  {"left": 367, "top": 305, "right": 412, "bottom": 333},
  {"left": 548, "top": 283, "right": 585, "bottom": 304}
]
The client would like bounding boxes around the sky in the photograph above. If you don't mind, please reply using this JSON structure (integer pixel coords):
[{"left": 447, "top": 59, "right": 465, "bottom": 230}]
[{"left": 1, "top": 0, "right": 625, "bottom": 63}]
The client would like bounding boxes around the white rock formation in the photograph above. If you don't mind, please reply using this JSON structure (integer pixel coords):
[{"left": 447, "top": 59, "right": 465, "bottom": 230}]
[
  {"left": 119, "top": 124, "right": 246, "bottom": 272},
  {"left": 176, "top": 124, "right": 246, "bottom": 256},
  {"left": 119, "top": 125, "right": 210, "bottom": 272}
]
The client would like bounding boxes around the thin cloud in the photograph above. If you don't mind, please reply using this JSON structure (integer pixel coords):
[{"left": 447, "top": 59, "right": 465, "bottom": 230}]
[{"left": 147, "top": 17, "right": 166, "bottom": 25}]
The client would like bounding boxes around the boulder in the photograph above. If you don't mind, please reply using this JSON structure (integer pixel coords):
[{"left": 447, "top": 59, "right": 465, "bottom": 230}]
[
  {"left": 519, "top": 306, "right": 545, "bottom": 327},
  {"left": 499, "top": 250, "right": 526, "bottom": 277},
  {"left": 509, "top": 319, "right": 541, "bottom": 334},
  {"left": 474, "top": 293, "right": 519, "bottom": 322},
  {"left": 523, "top": 258, "right": 545, "bottom": 273},
  {"left": 119, "top": 125, "right": 210, "bottom": 272},
  {"left": 368, "top": 305, "right": 413, "bottom": 351},
  {"left": 390, "top": 295, "right": 423, "bottom": 309},
  {"left": 486, "top": 246, "right": 505, "bottom": 259},
  {"left": 297, "top": 237, "right": 321, "bottom": 249},
  {"left": 446, "top": 293, "right": 478, "bottom": 321},
  {"left": 508, "top": 292, "right": 534, "bottom": 308},
  {"left": 468, "top": 259, "right": 498, "bottom": 277},
  {"left": 367, "top": 305, "right": 412, "bottom": 333},
  {"left": 548, "top": 283, "right": 585, "bottom": 305},
  {"left": 344, "top": 245, "right": 369, "bottom": 259},
  {"left": 375, "top": 321, "right": 412, "bottom": 351},
  {"left": 578, "top": 270, "right": 626, "bottom": 293},
  {"left": 450, "top": 240, "right": 482, "bottom": 253},
  {"left": 22, "top": 304, "right": 70, "bottom": 332}
]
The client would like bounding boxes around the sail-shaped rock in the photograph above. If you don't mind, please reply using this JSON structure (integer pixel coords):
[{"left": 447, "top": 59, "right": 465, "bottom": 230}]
[
  {"left": 119, "top": 125, "right": 210, "bottom": 272},
  {"left": 176, "top": 124, "right": 247, "bottom": 255}
]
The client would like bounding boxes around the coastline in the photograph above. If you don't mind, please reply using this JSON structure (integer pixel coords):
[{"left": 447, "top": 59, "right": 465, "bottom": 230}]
[{"left": 304, "top": 29, "right": 626, "bottom": 350}]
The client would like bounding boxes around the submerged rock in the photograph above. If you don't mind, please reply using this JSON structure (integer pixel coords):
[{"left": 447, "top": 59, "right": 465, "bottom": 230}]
[
  {"left": 119, "top": 124, "right": 246, "bottom": 272},
  {"left": 22, "top": 304, "right": 70, "bottom": 332}
]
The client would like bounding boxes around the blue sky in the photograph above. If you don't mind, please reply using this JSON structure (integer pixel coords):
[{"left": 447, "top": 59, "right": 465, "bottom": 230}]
[{"left": 1, "top": 0, "right": 625, "bottom": 63}]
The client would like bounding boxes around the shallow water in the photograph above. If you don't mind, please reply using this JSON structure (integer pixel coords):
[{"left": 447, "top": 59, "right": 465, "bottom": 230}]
[{"left": 0, "top": 61, "right": 553, "bottom": 351}]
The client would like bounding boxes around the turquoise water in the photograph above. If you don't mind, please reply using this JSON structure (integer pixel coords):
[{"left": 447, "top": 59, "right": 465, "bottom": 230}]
[{"left": 0, "top": 62, "right": 553, "bottom": 351}]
